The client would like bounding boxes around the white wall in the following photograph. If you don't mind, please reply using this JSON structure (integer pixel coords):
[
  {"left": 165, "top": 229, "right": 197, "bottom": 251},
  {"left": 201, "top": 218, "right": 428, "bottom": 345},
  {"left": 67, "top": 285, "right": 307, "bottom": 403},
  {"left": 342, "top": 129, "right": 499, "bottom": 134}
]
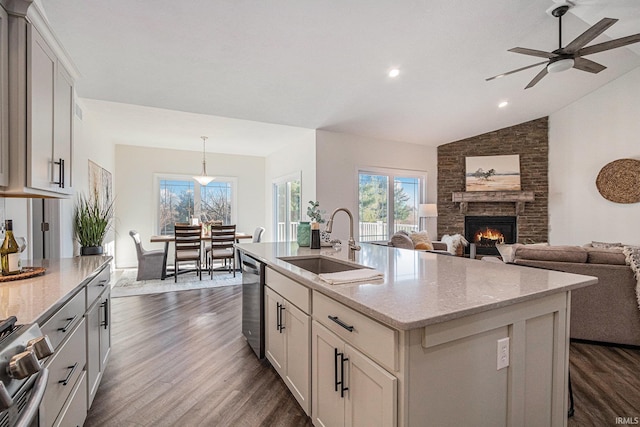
[
  {"left": 72, "top": 98, "right": 117, "bottom": 256},
  {"left": 549, "top": 67, "right": 640, "bottom": 245},
  {"left": 115, "top": 144, "right": 265, "bottom": 268},
  {"left": 264, "top": 133, "right": 317, "bottom": 241},
  {"left": 315, "top": 130, "right": 438, "bottom": 242}
]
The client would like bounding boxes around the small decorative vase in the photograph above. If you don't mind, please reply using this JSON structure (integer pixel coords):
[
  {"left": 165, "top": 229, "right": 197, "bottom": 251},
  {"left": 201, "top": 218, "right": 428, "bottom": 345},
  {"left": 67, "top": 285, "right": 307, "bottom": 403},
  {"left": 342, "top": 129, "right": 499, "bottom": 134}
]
[
  {"left": 297, "top": 222, "right": 310, "bottom": 247},
  {"left": 81, "top": 246, "right": 104, "bottom": 256},
  {"left": 310, "top": 222, "right": 321, "bottom": 249}
]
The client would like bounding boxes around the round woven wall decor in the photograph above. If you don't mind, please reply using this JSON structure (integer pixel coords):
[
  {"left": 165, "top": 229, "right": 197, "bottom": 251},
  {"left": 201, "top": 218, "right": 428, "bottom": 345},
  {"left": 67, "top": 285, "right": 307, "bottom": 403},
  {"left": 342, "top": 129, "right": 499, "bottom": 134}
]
[{"left": 596, "top": 158, "right": 640, "bottom": 204}]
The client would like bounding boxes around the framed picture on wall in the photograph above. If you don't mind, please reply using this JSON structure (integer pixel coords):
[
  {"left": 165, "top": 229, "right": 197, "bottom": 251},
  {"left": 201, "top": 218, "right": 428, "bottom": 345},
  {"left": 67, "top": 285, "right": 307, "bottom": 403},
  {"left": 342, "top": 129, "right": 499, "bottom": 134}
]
[
  {"left": 465, "top": 155, "right": 521, "bottom": 191},
  {"left": 89, "top": 160, "right": 113, "bottom": 206}
]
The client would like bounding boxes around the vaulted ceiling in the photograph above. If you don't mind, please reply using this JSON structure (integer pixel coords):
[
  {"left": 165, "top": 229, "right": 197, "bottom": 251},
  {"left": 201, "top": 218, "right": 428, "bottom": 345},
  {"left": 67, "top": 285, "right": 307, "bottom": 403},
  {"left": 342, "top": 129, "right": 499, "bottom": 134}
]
[{"left": 39, "top": 0, "right": 640, "bottom": 154}]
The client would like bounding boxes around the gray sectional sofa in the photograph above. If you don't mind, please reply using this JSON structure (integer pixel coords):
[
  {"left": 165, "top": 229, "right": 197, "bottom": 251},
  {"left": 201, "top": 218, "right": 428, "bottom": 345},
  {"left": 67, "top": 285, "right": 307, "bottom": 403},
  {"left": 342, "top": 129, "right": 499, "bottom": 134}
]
[{"left": 510, "top": 244, "right": 640, "bottom": 347}]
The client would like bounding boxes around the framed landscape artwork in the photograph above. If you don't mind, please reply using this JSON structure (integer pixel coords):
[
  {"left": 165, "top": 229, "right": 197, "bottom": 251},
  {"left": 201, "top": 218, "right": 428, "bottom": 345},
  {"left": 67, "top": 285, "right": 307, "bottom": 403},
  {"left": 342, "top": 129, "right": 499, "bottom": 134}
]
[
  {"left": 88, "top": 160, "right": 113, "bottom": 207},
  {"left": 465, "top": 155, "right": 521, "bottom": 191}
]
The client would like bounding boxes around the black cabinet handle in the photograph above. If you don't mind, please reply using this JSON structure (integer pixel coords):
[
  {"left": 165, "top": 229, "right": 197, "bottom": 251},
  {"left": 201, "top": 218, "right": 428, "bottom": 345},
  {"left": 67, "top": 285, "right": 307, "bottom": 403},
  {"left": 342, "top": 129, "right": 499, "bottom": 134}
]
[
  {"left": 57, "top": 316, "right": 77, "bottom": 333},
  {"left": 340, "top": 352, "right": 349, "bottom": 398},
  {"left": 278, "top": 303, "right": 286, "bottom": 333},
  {"left": 97, "top": 279, "right": 107, "bottom": 287},
  {"left": 59, "top": 362, "right": 78, "bottom": 386},
  {"left": 276, "top": 302, "right": 281, "bottom": 331},
  {"left": 328, "top": 315, "right": 354, "bottom": 332},
  {"left": 101, "top": 299, "right": 109, "bottom": 329},
  {"left": 334, "top": 348, "right": 339, "bottom": 392},
  {"left": 53, "top": 158, "right": 65, "bottom": 188},
  {"left": 334, "top": 349, "right": 349, "bottom": 398}
]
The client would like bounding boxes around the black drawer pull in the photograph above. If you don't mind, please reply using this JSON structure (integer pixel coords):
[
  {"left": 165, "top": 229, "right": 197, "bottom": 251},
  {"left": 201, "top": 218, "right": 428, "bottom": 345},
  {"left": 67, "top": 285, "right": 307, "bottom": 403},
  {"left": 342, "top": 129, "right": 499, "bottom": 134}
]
[
  {"left": 101, "top": 299, "right": 109, "bottom": 329},
  {"left": 97, "top": 279, "right": 107, "bottom": 287},
  {"left": 328, "top": 315, "right": 354, "bottom": 332},
  {"left": 278, "top": 303, "right": 286, "bottom": 333},
  {"left": 57, "top": 316, "right": 77, "bottom": 333},
  {"left": 59, "top": 363, "right": 78, "bottom": 386}
]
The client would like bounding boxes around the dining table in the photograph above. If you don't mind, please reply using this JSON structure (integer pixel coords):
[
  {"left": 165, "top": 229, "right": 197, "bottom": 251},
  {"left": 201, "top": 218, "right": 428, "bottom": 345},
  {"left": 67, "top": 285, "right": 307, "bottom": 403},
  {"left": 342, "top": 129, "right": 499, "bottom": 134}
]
[{"left": 150, "top": 231, "right": 252, "bottom": 279}]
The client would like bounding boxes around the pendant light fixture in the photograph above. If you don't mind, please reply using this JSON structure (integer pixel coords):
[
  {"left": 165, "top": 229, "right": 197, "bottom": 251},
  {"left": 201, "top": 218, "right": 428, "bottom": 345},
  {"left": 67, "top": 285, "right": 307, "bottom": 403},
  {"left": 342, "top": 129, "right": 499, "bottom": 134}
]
[{"left": 193, "top": 136, "right": 214, "bottom": 186}]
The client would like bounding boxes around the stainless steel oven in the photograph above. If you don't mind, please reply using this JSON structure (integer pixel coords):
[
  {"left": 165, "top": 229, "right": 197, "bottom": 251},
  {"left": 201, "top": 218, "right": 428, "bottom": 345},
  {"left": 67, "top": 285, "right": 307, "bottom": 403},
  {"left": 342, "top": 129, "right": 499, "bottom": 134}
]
[{"left": 0, "top": 318, "right": 54, "bottom": 427}]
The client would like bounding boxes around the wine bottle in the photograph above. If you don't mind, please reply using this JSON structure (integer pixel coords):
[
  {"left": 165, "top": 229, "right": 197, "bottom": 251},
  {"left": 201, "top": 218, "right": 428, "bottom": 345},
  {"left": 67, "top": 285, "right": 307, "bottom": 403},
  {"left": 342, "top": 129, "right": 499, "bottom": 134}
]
[{"left": 1, "top": 220, "right": 21, "bottom": 275}]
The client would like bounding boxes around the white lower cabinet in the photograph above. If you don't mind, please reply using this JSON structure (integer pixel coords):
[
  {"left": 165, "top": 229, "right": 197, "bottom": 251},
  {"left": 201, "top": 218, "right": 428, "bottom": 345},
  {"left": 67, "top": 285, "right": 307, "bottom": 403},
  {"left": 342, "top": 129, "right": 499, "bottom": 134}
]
[
  {"left": 312, "top": 321, "right": 397, "bottom": 427},
  {"left": 53, "top": 371, "right": 87, "bottom": 427},
  {"left": 86, "top": 285, "right": 111, "bottom": 407},
  {"left": 265, "top": 285, "right": 311, "bottom": 415},
  {"left": 41, "top": 317, "right": 86, "bottom": 427}
]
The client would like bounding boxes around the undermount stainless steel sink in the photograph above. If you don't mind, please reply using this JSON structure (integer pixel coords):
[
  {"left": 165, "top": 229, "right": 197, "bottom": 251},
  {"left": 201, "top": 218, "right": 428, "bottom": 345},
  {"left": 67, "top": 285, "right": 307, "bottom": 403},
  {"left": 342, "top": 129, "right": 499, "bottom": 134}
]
[{"left": 278, "top": 256, "right": 366, "bottom": 275}]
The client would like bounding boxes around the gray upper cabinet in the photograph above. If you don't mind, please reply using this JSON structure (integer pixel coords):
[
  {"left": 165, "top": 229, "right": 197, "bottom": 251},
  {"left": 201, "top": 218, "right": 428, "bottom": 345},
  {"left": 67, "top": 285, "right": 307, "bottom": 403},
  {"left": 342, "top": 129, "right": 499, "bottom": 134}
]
[
  {"left": 2, "top": 1, "right": 76, "bottom": 197},
  {"left": 0, "top": 5, "right": 8, "bottom": 187}
]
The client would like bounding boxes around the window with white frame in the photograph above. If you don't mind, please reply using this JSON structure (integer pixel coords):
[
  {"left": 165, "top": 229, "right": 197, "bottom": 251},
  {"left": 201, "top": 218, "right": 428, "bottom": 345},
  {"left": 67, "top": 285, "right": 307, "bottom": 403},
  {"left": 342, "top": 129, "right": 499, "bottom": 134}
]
[
  {"left": 156, "top": 174, "right": 237, "bottom": 234},
  {"left": 358, "top": 168, "right": 425, "bottom": 242},
  {"left": 273, "top": 172, "right": 301, "bottom": 242}
]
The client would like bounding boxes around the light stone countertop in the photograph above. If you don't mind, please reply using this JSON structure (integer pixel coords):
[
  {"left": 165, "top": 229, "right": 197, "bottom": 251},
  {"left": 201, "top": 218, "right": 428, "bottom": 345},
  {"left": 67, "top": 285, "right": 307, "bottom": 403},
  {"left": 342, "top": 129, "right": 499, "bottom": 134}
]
[
  {"left": 0, "top": 256, "right": 112, "bottom": 326},
  {"left": 236, "top": 242, "right": 598, "bottom": 330}
]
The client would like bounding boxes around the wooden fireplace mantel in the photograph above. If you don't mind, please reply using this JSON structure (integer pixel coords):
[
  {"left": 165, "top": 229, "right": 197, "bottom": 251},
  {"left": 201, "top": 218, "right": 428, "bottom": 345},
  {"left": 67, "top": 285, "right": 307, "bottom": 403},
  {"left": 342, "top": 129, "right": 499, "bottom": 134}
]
[{"left": 452, "top": 191, "right": 535, "bottom": 215}]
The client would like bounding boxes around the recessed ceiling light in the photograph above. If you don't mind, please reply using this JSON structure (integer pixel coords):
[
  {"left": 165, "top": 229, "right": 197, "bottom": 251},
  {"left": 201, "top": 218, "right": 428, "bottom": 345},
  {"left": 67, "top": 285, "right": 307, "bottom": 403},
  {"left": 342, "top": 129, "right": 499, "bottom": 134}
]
[
  {"left": 388, "top": 68, "right": 400, "bottom": 78},
  {"left": 498, "top": 101, "right": 509, "bottom": 108}
]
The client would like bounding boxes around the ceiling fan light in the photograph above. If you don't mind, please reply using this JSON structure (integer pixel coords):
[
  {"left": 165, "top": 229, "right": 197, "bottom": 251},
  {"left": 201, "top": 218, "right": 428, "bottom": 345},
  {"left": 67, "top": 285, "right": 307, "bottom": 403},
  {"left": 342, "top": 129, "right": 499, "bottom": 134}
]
[{"left": 547, "top": 58, "right": 574, "bottom": 73}]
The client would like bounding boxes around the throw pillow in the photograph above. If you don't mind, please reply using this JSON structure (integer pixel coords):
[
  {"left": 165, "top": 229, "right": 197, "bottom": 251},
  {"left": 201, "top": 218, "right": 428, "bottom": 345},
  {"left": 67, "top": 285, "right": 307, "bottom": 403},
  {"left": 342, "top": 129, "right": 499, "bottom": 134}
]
[
  {"left": 495, "top": 243, "right": 521, "bottom": 263},
  {"left": 390, "top": 233, "right": 414, "bottom": 249},
  {"left": 415, "top": 242, "right": 434, "bottom": 250},
  {"left": 410, "top": 231, "right": 433, "bottom": 250}
]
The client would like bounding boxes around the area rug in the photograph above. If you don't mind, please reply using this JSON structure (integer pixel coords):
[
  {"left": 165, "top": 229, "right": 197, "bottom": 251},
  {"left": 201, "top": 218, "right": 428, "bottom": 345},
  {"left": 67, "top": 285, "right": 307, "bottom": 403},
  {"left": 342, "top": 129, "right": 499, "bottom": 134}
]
[{"left": 111, "top": 269, "right": 242, "bottom": 298}]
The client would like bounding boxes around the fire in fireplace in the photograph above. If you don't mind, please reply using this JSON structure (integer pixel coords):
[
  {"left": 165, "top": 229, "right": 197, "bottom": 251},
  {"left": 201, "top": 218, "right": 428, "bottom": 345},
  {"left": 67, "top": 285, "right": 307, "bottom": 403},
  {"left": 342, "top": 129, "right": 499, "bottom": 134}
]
[{"left": 464, "top": 216, "right": 517, "bottom": 256}]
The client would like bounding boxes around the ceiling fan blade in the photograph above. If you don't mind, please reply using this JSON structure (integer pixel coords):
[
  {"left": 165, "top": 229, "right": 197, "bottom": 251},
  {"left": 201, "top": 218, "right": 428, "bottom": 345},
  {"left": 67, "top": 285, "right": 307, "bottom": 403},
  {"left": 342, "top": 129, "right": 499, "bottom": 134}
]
[
  {"left": 577, "top": 33, "right": 640, "bottom": 56},
  {"left": 508, "top": 47, "right": 556, "bottom": 59},
  {"left": 564, "top": 17, "right": 618, "bottom": 53},
  {"left": 525, "top": 67, "right": 548, "bottom": 89},
  {"left": 573, "top": 57, "right": 606, "bottom": 74},
  {"left": 485, "top": 61, "right": 548, "bottom": 81}
]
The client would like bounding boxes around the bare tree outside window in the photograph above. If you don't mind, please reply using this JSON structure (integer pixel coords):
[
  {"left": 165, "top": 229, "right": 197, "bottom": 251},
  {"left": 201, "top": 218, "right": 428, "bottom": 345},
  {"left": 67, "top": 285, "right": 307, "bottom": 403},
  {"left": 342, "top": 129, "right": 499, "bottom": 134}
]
[{"left": 158, "top": 177, "right": 235, "bottom": 234}]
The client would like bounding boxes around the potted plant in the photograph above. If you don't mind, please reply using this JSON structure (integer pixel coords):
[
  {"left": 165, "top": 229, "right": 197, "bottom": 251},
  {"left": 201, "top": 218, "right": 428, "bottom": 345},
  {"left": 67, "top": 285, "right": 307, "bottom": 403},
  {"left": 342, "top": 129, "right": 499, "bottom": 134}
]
[
  {"left": 74, "top": 191, "right": 114, "bottom": 255},
  {"left": 307, "top": 200, "right": 325, "bottom": 224}
]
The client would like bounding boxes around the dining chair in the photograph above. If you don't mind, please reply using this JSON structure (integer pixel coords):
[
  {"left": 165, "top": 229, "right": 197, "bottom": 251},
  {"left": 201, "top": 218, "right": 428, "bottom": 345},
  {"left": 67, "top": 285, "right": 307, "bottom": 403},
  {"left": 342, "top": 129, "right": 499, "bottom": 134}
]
[
  {"left": 206, "top": 224, "right": 236, "bottom": 278},
  {"left": 173, "top": 223, "right": 202, "bottom": 282},
  {"left": 129, "top": 230, "right": 165, "bottom": 281},
  {"left": 252, "top": 227, "right": 265, "bottom": 243}
]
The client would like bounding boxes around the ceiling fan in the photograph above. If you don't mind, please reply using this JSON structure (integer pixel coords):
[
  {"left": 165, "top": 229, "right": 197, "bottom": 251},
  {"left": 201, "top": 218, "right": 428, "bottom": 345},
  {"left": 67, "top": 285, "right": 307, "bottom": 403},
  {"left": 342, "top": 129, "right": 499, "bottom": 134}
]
[{"left": 486, "top": 2, "right": 640, "bottom": 89}]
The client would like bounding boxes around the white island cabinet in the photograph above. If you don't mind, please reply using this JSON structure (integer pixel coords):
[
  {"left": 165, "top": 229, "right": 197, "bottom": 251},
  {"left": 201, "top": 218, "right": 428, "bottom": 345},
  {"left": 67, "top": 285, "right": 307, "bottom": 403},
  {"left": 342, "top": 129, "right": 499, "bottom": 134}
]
[
  {"left": 265, "top": 267, "right": 311, "bottom": 415},
  {"left": 3, "top": 0, "right": 76, "bottom": 197},
  {"left": 237, "top": 242, "right": 597, "bottom": 427}
]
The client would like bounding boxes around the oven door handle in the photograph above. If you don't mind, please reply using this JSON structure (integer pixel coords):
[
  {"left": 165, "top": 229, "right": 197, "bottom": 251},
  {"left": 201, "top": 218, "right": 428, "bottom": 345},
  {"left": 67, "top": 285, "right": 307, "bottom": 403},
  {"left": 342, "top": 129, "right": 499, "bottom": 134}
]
[{"left": 14, "top": 367, "right": 49, "bottom": 427}]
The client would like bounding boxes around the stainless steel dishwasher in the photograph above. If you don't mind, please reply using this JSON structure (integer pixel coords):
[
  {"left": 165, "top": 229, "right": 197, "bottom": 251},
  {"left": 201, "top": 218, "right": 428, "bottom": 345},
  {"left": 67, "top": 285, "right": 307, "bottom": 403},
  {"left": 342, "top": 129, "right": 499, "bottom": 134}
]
[{"left": 240, "top": 251, "right": 265, "bottom": 358}]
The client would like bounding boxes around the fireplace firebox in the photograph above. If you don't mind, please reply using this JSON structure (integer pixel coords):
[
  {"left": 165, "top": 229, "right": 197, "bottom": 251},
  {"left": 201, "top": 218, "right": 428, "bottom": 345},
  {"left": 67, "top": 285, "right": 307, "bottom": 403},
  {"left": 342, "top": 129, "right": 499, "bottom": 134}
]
[{"left": 464, "top": 216, "right": 517, "bottom": 256}]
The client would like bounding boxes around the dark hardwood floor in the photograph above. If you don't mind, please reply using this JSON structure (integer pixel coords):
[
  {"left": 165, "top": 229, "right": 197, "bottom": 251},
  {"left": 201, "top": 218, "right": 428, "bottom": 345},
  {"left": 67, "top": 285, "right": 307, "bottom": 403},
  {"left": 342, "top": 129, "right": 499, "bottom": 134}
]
[
  {"left": 86, "top": 286, "right": 312, "bottom": 427},
  {"left": 86, "top": 286, "right": 640, "bottom": 426}
]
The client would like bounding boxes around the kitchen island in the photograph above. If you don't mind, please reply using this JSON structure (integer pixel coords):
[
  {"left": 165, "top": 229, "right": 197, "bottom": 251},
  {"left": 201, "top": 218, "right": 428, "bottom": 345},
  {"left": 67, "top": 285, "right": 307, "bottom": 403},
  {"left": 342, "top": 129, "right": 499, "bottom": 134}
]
[{"left": 237, "top": 242, "right": 596, "bottom": 427}]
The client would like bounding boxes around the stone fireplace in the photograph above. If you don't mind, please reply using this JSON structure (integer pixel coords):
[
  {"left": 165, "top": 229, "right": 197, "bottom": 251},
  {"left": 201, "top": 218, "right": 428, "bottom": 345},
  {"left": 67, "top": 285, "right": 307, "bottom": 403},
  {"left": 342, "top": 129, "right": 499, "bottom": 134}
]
[
  {"left": 465, "top": 216, "right": 517, "bottom": 255},
  {"left": 436, "top": 117, "right": 549, "bottom": 246}
]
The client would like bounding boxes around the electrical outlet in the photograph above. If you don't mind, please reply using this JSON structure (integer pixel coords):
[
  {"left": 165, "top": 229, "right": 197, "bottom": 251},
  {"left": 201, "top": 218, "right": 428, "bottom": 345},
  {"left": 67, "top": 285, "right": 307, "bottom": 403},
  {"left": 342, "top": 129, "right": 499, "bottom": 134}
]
[{"left": 497, "top": 337, "right": 510, "bottom": 370}]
